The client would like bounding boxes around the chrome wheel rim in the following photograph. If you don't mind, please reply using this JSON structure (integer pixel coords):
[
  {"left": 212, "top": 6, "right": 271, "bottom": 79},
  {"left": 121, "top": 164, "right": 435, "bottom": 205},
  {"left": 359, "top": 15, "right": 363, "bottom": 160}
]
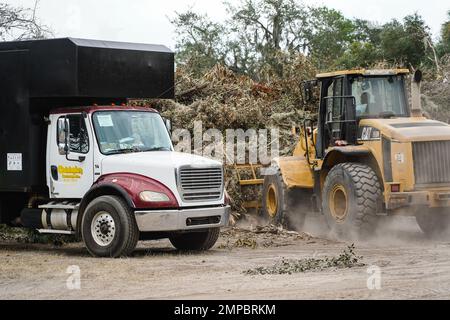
[{"left": 91, "top": 211, "right": 116, "bottom": 247}]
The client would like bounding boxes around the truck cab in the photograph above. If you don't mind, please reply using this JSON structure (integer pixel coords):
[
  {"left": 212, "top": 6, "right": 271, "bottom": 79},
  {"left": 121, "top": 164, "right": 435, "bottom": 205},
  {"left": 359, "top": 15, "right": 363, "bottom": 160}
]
[
  {"left": 45, "top": 105, "right": 229, "bottom": 257},
  {"left": 0, "top": 38, "right": 229, "bottom": 257}
]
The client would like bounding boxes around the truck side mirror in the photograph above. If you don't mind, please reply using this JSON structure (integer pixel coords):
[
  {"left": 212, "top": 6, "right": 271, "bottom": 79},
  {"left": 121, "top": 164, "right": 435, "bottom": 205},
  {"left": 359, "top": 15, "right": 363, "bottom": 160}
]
[{"left": 57, "top": 117, "right": 70, "bottom": 155}]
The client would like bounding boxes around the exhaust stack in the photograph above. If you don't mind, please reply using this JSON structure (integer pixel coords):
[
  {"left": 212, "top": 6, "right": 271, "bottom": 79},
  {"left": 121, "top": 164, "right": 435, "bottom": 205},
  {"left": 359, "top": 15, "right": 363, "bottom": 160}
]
[{"left": 411, "top": 70, "right": 423, "bottom": 117}]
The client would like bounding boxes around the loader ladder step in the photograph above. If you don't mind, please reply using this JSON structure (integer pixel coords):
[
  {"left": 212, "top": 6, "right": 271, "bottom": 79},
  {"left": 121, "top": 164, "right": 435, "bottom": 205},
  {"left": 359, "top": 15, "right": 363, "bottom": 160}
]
[
  {"left": 232, "top": 163, "right": 264, "bottom": 210},
  {"left": 234, "top": 163, "right": 264, "bottom": 186},
  {"left": 242, "top": 200, "right": 261, "bottom": 209}
]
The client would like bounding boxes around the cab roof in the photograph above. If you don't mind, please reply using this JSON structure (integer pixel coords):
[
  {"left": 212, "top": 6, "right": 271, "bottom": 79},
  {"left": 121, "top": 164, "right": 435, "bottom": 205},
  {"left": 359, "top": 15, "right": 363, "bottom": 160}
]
[
  {"left": 316, "top": 69, "right": 410, "bottom": 79},
  {"left": 50, "top": 105, "right": 158, "bottom": 115}
]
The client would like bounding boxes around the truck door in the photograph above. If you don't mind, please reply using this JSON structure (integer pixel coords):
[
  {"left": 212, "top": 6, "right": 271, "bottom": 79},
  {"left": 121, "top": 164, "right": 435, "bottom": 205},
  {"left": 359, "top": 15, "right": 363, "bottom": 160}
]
[{"left": 48, "top": 113, "right": 94, "bottom": 199}]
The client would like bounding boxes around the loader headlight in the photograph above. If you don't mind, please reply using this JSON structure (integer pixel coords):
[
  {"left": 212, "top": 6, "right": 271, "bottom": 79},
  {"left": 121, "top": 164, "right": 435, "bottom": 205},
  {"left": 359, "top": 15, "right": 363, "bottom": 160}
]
[
  {"left": 359, "top": 126, "right": 381, "bottom": 141},
  {"left": 139, "top": 191, "right": 170, "bottom": 202},
  {"left": 371, "top": 129, "right": 381, "bottom": 139}
]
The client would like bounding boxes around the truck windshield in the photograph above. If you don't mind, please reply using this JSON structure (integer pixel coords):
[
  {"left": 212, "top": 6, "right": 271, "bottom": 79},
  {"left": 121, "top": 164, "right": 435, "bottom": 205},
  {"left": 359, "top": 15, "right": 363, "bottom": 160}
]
[
  {"left": 92, "top": 111, "right": 173, "bottom": 155},
  {"left": 351, "top": 76, "right": 408, "bottom": 118}
]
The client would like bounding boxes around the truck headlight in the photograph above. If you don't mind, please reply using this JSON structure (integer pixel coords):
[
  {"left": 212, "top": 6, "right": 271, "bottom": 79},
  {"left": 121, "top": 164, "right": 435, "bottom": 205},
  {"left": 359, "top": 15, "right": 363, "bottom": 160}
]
[{"left": 139, "top": 191, "right": 170, "bottom": 202}]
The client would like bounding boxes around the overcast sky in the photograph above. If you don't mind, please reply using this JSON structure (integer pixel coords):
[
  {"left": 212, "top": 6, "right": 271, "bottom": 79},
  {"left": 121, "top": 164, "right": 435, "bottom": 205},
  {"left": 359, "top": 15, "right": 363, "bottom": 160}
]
[{"left": 5, "top": 0, "right": 449, "bottom": 49}]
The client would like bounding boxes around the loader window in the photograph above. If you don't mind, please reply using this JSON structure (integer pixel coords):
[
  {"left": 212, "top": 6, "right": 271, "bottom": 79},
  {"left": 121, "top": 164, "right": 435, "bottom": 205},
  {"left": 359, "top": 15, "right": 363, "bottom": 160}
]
[
  {"left": 351, "top": 76, "right": 408, "bottom": 118},
  {"left": 325, "top": 78, "right": 344, "bottom": 140},
  {"left": 326, "top": 78, "right": 344, "bottom": 120}
]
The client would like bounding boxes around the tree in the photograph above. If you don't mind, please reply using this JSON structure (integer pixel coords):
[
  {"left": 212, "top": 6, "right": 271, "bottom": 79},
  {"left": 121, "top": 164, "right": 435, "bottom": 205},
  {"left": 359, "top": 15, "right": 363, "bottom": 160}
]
[
  {"left": 437, "top": 11, "right": 450, "bottom": 57},
  {"left": 173, "top": 0, "right": 357, "bottom": 78},
  {"left": 225, "top": 0, "right": 310, "bottom": 76},
  {"left": 337, "top": 41, "right": 381, "bottom": 69},
  {"left": 170, "top": 10, "right": 227, "bottom": 76},
  {"left": 337, "top": 13, "right": 438, "bottom": 70},
  {"left": 352, "top": 19, "right": 382, "bottom": 44},
  {"left": 172, "top": 0, "right": 310, "bottom": 78},
  {"left": 0, "top": 1, "right": 51, "bottom": 41},
  {"left": 226, "top": 1, "right": 356, "bottom": 73},
  {"left": 172, "top": 2, "right": 440, "bottom": 76},
  {"left": 306, "top": 7, "right": 355, "bottom": 70},
  {"left": 379, "top": 14, "right": 435, "bottom": 69},
  {"left": 341, "top": 19, "right": 384, "bottom": 67}
]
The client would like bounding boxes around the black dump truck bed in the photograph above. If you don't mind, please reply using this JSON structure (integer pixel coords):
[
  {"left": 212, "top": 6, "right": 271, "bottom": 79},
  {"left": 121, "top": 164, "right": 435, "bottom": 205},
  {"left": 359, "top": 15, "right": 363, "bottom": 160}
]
[{"left": 0, "top": 38, "right": 174, "bottom": 193}]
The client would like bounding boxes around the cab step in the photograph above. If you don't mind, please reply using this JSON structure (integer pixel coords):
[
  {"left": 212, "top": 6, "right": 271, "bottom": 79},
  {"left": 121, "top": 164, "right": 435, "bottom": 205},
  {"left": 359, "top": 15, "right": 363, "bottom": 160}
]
[
  {"left": 39, "top": 201, "right": 79, "bottom": 210},
  {"left": 37, "top": 229, "right": 76, "bottom": 235}
]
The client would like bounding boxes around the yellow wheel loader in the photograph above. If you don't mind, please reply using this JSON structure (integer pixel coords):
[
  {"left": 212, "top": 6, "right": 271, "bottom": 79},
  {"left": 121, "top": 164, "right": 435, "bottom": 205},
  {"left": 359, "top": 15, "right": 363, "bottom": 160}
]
[{"left": 262, "top": 69, "right": 450, "bottom": 238}]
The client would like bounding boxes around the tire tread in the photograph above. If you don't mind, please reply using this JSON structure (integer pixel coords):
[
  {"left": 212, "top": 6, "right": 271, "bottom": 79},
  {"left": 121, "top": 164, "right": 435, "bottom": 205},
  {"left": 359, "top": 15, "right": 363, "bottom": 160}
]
[{"left": 322, "top": 163, "right": 381, "bottom": 236}]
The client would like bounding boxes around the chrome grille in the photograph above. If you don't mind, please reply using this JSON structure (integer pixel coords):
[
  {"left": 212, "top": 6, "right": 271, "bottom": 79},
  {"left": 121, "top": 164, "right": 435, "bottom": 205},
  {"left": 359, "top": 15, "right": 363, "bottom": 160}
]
[
  {"left": 413, "top": 141, "right": 450, "bottom": 185},
  {"left": 178, "top": 166, "right": 223, "bottom": 202}
]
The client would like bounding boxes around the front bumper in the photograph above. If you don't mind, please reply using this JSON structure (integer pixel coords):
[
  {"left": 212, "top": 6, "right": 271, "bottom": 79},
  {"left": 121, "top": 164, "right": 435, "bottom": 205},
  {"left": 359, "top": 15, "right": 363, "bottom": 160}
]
[
  {"left": 134, "top": 206, "right": 231, "bottom": 232},
  {"left": 388, "top": 190, "right": 450, "bottom": 210}
]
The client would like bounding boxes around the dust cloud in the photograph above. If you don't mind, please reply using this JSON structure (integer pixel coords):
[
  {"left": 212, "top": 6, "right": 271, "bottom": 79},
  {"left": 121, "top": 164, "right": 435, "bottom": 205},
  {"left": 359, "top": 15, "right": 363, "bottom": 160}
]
[{"left": 283, "top": 207, "right": 450, "bottom": 247}]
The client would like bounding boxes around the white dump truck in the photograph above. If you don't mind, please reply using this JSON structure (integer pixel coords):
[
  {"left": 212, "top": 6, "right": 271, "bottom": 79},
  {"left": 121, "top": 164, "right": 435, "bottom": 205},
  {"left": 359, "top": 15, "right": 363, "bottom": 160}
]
[{"left": 0, "top": 38, "right": 230, "bottom": 257}]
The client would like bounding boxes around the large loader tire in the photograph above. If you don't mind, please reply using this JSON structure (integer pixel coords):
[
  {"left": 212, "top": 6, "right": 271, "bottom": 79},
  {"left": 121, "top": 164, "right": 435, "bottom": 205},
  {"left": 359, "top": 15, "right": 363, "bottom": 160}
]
[
  {"left": 415, "top": 208, "right": 450, "bottom": 239},
  {"left": 81, "top": 195, "right": 139, "bottom": 258},
  {"left": 169, "top": 228, "right": 220, "bottom": 251},
  {"left": 262, "top": 169, "right": 311, "bottom": 231},
  {"left": 322, "top": 163, "right": 382, "bottom": 239}
]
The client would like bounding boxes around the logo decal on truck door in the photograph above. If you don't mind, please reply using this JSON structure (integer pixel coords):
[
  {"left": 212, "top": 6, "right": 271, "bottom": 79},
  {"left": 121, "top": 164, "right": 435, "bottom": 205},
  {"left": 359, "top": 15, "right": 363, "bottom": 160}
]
[{"left": 58, "top": 165, "right": 84, "bottom": 180}]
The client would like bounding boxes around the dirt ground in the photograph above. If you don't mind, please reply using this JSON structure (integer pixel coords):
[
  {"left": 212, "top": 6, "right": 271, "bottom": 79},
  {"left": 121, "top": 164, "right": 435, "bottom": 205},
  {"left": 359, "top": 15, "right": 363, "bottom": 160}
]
[{"left": 1, "top": 216, "right": 450, "bottom": 300}]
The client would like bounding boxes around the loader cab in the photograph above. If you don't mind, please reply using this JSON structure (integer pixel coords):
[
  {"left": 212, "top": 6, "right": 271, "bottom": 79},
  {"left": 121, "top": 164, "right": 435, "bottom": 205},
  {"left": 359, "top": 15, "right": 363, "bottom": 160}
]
[{"left": 314, "top": 69, "right": 410, "bottom": 158}]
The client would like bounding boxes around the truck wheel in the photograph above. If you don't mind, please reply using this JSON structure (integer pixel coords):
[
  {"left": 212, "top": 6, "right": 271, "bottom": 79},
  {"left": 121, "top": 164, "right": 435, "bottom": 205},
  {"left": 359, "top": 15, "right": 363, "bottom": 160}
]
[
  {"left": 169, "top": 228, "right": 220, "bottom": 251},
  {"left": 262, "top": 169, "right": 309, "bottom": 230},
  {"left": 322, "top": 163, "right": 381, "bottom": 239},
  {"left": 416, "top": 208, "right": 450, "bottom": 238},
  {"left": 81, "top": 195, "right": 139, "bottom": 258}
]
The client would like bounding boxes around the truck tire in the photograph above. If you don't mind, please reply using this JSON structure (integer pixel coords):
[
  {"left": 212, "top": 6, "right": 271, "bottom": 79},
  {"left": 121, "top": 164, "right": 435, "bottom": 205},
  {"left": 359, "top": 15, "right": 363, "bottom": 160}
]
[
  {"left": 169, "top": 228, "right": 220, "bottom": 251},
  {"left": 322, "top": 163, "right": 381, "bottom": 239},
  {"left": 81, "top": 195, "right": 139, "bottom": 258},
  {"left": 262, "top": 169, "right": 310, "bottom": 231},
  {"left": 416, "top": 208, "right": 450, "bottom": 238}
]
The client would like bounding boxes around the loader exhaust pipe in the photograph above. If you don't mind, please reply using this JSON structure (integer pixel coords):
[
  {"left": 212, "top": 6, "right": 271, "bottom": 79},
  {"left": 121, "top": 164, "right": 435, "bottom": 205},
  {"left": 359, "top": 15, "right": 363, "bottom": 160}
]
[{"left": 411, "top": 70, "right": 423, "bottom": 117}]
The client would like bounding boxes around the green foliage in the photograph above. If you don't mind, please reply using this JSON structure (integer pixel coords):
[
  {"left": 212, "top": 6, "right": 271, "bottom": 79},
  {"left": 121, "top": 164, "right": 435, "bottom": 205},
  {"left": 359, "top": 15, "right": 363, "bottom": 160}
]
[
  {"left": 437, "top": 11, "right": 450, "bottom": 58},
  {"left": 306, "top": 7, "right": 356, "bottom": 70},
  {"left": 337, "top": 42, "right": 380, "bottom": 69},
  {"left": 172, "top": 0, "right": 359, "bottom": 78},
  {"left": 379, "top": 14, "right": 430, "bottom": 68},
  {"left": 244, "top": 244, "right": 365, "bottom": 275},
  {"left": 225, "top": 0, "right": 309, "bottom": 77},
  {"left": 172, "top": 1, "right": 443, "bottom": 74},
  {"left": 0, "top": 224, "right": 76, "bottom": 246},
  {"left": 337, "top": 14, "right": 436, "bottom": 70},
  {"left": 170, "top": 10, "right": 227, "bottom": 76}
]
